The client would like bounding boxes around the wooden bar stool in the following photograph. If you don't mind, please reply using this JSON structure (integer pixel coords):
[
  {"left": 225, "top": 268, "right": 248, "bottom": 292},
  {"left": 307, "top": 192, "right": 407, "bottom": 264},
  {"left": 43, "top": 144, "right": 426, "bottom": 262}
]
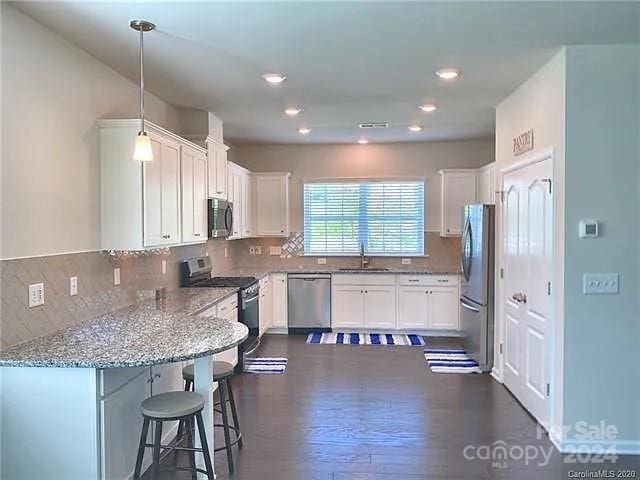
[
  {"left": 133, "top": 391, "right": 214, "bottom": 480},
  {"left": 181, "top": 361, "right": 243, "bottom": 475}
]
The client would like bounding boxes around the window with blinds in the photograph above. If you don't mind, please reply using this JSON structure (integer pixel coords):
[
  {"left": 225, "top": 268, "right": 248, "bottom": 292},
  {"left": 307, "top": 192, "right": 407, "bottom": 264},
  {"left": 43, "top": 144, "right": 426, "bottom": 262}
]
[{"left": 303, "top": 181, "right": 424, "bottom": 256}]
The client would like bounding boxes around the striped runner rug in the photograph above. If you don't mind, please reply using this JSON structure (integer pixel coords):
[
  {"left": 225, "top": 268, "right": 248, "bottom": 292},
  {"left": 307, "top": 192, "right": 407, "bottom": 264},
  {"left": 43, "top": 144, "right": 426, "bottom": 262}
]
[
  {"left": 424, "top": 349, "right": 481, "bottom": 374},
  {"left": 244, "top": 357, "right": 287, "bottom": 374},
  {"left": 306, "top": 332, "right": 425, "bottom": 346}
]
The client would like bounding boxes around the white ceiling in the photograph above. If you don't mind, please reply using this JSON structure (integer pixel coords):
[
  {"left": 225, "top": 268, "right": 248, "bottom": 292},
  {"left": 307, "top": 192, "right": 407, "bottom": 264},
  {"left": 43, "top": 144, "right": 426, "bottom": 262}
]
[{"left": 13, "top": 2, "right": 640, "bottom": 144}]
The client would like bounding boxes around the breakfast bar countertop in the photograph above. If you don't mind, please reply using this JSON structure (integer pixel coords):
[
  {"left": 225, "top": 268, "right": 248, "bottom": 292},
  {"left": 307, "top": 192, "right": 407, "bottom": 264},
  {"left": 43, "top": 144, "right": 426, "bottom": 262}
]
[{"left": 0, "top": 287, "right": 248, "bottom": 369}]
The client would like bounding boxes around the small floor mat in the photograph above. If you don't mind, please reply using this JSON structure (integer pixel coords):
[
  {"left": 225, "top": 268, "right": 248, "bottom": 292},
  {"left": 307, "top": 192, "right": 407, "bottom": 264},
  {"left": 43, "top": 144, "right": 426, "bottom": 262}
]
[
  {"left": 424, "top": 348, "right": 481, "bottom": 374},
  {"left": 244, "top": 357, "right": 287, "bottom": 374},
  {"left": 307, "top": 332, "right": 425, "bottom": 346}
]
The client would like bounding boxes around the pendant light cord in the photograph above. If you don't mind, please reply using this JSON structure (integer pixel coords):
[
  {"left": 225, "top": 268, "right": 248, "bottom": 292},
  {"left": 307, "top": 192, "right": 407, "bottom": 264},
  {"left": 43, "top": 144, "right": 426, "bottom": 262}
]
[{"left": 139, "top": 27, "right": 145, "bottom": 134}]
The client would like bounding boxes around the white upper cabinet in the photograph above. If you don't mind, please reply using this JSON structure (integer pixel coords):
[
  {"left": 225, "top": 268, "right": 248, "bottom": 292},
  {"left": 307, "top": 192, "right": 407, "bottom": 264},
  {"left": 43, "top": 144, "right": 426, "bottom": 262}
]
[
  {"left": 476, "top": 163, "right": 496, "bottom": 205},
  {"left": 241, "top": 173, "right": 254, "bottom": 238},
  {"left": 207, "top": 139, "right": 228, "bottom": 200},
  {"left": 180, "top": 145, "right": 208, "bottom": 244},
  {"left": 255, "top": 173, "right": 291, "bottom": 237},
  {"left": 99, "top": 119, "right": 207, "bottom": 251},
  {"left": 226, "top": 162, "right": 254, "bottom": 240},
  {"left": 439, "top": 169, "right": 477, "bottom": 236}
]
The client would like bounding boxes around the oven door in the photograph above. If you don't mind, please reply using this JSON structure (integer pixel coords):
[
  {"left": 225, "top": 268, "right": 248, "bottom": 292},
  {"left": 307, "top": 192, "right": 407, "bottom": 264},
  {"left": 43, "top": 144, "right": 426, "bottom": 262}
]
[
  {"left": 239, "top": 290, "right": 259, "bottom": 351},
  {"left": 208, "top": 198, "right": 233, "bottom": 238}
]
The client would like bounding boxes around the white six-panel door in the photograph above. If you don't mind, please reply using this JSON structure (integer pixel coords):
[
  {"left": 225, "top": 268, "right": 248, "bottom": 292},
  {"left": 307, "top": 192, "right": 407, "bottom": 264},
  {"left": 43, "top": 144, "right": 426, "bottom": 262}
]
[{"left": 501, "top": 157, "right": 553, "bottom": 425}]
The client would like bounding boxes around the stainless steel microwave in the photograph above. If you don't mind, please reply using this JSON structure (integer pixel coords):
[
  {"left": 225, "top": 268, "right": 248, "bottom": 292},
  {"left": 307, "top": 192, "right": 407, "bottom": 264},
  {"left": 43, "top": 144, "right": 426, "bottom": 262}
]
[{"left": 208, "top": 198, "right": 233, "bottom": 238}]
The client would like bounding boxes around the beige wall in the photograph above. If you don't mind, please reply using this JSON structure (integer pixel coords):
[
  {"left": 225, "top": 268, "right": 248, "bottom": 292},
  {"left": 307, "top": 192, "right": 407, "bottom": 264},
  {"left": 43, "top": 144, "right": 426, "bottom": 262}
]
[
  {"left": 495, "top": 48, "right": 566, "bottom": 437},
  {"left": 1, "top": 5, "right": 181, "bottom": 259},
  {"left": 229, "top": 139, "right": 494, "bottom": 233}
]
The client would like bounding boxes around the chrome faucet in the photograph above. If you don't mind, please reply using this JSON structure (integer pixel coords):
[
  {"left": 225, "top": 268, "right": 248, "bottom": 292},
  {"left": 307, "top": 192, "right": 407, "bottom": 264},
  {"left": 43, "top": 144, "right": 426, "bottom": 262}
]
[{"left": 360, "top": 242, "right": 370, "bottom": 269}]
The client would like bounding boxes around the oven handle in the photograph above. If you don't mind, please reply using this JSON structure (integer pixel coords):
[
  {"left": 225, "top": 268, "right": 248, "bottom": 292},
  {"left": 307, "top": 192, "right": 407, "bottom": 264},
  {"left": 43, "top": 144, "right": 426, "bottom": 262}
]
[{"left": 242, "top": 295, "right": 258, "bottom": 309}]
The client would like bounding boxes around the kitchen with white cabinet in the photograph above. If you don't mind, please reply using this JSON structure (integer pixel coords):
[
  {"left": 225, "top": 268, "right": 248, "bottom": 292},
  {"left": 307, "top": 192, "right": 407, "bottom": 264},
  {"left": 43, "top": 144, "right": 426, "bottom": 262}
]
[{"left": 3, "top": 3, "right": 639, "bottom": 480}]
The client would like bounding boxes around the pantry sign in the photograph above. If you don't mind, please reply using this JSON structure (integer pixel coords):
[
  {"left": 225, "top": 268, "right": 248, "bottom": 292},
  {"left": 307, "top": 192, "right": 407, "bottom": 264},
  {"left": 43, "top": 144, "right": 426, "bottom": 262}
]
[{"left": 513, "top": 129, "right": 534, "bottom": 156}]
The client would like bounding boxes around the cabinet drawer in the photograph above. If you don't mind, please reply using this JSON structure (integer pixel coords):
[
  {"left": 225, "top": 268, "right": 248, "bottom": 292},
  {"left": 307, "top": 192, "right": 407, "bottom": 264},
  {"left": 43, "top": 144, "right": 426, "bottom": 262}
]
[
  {"left": 397, "top": 275, "right": 459, "bottom": 286},
  {"left": 99, "top": 367, "right": 148, "bottom": 398},
  {"left": 332, "top": 274, "right": 396, "bottom": 286}
]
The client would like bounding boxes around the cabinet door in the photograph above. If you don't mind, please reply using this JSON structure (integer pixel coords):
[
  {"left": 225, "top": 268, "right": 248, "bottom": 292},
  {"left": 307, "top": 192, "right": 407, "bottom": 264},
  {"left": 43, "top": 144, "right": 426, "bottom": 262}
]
[
  {"left": 241, "top": 174, "right": 254, "bottom": 237},
  {"left": 143, "top": 135, "right": 164, "bottom": 247},
  {"left": 160, "top": 140, "right": 181, "bottom": 244},
  {"left": 397, "top": 286, "right": 430, "bottom": 329},
  {"left": 181, "top": 147, "right": 206, "bottom": 243},
  {"left": 214, "top": 307, "right": 239, "bottom": 366},
  {"left": 363, "top": 286, "right": 396, "bottom": 329},
  {"left": 150, "top": 363, "right": 184, "bottom": 440},
  {"left": 271, "top": 274, "right": 288, "bottom": 328},
  {"left": 441, "top": 172, "right": 476, "bottom": 236},
  {"left": 428, "top": 286, "right": 459, "bottom": 330},
  {"left": 207, "top": 142, "right": 228, "bottom": 200},
  {"left": 100, "top": 371, "right": 152, "bottom": 480},
  {"left": 255, "top": 175, "right": 289, "bottom": 236},
  {"left": 259, "top": 283, "right": 272, "bottom": 335},
  {"left": 331, "top": 286, "right": 364, "bottom": 329}
]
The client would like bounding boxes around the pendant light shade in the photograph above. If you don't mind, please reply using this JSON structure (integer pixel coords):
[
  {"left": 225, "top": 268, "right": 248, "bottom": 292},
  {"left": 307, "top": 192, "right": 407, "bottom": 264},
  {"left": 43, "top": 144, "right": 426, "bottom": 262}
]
[
  {"left": 130, "top": 20, "right": 155, "bottom": 161},
  {"left": 133, "top": 132, "right": 154, "bottom": 162}
]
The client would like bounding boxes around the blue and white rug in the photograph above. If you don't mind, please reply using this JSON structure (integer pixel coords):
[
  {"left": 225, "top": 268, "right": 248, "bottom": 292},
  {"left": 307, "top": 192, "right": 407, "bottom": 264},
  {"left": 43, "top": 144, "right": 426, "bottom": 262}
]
[
  {"left": 307, "top": 332, "right": 425, "bottom": 346},
  {"left": 244, "top": 357, "right": 287, "bottom": 374},
  {"left": 424, "top": 349, "right": 481, "bottom": 374}
]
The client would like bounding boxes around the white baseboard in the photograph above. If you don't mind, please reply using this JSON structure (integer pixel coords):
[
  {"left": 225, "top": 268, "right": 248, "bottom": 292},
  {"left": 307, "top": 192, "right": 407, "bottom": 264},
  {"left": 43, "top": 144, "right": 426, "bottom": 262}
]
[
  {"left": 549, "top": 429, "right": 640, "bottom": 455},
  {"left": 490, "top": 367, "right": 503, "bottom": 383},
  {"left": 265, "top": 327, "right": 289, "bottom": 335}
]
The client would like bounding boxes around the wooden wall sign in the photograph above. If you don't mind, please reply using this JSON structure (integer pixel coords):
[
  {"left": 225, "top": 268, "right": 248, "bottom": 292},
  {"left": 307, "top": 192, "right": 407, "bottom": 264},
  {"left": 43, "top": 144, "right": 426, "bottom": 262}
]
[{"left": 513, "top": 129, "right": 534, "bottom": 156}]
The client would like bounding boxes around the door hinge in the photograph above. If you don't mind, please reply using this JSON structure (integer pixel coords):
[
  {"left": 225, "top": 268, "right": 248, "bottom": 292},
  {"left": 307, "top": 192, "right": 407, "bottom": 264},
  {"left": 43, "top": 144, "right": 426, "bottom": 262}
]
[
  {"left": 499, "top": 343, "right": 503, "bottom": 354},
  {"left": 500, "top": 267, "right": 504, "bottom": 279},
  {"left": 547, "top": 281, "right": 551, "bottom": 295},
  {"left": 541, "top": 178, "right": 552, "bottom": 194},
  {"left": 546, "top": 383, "right": 551, "bottom": 397},
  {"left": 496, "top": 190, "right": 506, "bottom": 202}
]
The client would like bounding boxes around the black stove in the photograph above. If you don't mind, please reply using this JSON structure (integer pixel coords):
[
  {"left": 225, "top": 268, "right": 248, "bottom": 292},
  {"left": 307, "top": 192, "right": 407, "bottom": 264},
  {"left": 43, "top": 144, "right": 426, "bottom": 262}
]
[{"left": 180, "top": 257, "right": 260, "bottom": 373}]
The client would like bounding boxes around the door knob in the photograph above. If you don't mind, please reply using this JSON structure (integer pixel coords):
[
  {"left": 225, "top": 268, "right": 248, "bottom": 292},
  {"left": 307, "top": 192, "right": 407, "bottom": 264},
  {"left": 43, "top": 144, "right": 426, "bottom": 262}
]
[{"left": 511, "top": 292, "right": 527, "bottom": 303}]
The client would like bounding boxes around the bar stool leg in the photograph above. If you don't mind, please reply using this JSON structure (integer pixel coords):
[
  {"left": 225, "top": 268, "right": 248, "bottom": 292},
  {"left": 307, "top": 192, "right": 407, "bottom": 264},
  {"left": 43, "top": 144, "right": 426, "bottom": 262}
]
[
  {"left": 151, "top": 421, "right": 163, "bottom": 479},
  {"left": 218, "top": 380, "right": 235, "bottom": 474},
  {"left": 195, "top": 411, "right": 216, "bottom": 479},
  {"left": 226, "top": 378, "right": 243, "bottom": 448},
  {"left": 133, "top": 417, "right": 150, "bottom": 480},
  {"left": 186, "top": 417, "right": 197, "bottom": 480}
]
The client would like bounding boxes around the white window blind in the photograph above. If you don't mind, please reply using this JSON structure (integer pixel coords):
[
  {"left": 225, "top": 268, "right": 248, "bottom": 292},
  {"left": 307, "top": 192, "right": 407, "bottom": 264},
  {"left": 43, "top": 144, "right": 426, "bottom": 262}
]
[{"left": 303, "top": 181, "right": 424, "bottom": 256}]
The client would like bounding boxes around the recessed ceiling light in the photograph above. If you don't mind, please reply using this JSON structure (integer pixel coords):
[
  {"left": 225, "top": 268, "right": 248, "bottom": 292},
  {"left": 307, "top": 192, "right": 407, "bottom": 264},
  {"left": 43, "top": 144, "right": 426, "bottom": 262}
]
[
  {"left": 298, "top": 127, "right": 311, "bottom": 135},
  {"left": 285, "top": 107, "right": 301, "bottom": 116},
  {"left": 262, "top": 73, "right": 287, "bottom": 84},
  {"left": 419, "top": 104, "right": 437, "bottom": 113},
  {"left": 358, "top": 139, "right": 368, "bottom": 144},
  {"left": 408, "top": 125, "right": 423, "bottom": 132},
  {"left": 435, "top": 68, "right": 461, "bottom": 80}
]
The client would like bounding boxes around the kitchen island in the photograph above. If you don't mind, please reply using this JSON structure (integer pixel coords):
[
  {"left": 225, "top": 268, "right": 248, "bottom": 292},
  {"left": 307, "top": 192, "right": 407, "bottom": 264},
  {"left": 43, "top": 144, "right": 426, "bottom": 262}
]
[{"left": 0, "top": 288, "right": 248, "bottom": 480}]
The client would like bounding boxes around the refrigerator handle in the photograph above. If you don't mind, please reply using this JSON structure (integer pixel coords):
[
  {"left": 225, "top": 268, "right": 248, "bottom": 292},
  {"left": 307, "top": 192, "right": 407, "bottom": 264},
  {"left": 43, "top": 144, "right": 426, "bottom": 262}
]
[{"left": 460, "top": 298, "right": 480, "bottom": 313}]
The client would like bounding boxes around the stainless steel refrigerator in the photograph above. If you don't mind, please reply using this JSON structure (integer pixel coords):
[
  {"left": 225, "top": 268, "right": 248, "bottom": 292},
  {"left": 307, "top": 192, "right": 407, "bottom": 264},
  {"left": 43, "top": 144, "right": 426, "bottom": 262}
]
[{"left": 460, "top": 204, "right": 495, "bottom": 372}]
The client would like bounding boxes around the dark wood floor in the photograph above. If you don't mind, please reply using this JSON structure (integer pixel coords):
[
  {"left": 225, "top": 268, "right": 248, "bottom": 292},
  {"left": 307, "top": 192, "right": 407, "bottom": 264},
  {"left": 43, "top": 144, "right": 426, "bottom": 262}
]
[{"left": 149, "top": 334, "right": 639, "bottom": 479}]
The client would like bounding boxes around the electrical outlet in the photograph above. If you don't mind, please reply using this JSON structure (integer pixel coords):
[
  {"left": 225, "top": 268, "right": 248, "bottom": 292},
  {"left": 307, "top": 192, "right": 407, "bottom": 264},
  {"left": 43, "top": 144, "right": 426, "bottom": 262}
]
[
  {"left": 69, "top": 276, "right": 78, "bottom": 296},
  {"left": 161, "top": 260, "right": 167, "bottom": 275},
  {"left": 255, "top": 246, "right": 262, "bottom": 255},
  {"left": 113, "top": 268, "right": 121, "bottom": 286},
  {"left": 317, "top": 257, "right": 327, "bottom": 265},
  {"left": 28, "top": 283, "right": 45, "bottom": 307},
  {"left": 583, "top": 273, "right": 619, "bottom": 294},
  {"left": 402, "top": 258, "right": 411, "bottom": 265}
]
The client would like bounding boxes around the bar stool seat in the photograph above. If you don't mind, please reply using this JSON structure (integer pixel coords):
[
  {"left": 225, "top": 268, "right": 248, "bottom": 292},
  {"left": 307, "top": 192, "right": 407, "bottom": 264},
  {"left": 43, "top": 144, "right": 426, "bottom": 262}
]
[
  {"left": 141, "top": 391, "right": 204, "bottom": 419},
  {"left": 182, "top": 361, "right": 234, "bottom": 382}
]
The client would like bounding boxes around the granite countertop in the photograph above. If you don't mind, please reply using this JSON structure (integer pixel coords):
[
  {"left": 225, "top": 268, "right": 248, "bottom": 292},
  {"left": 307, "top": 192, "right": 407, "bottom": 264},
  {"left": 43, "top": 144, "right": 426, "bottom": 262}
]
[
  {"left": 217, "top": 267, "right": 461, "bottom": 279},
  {"left": 0, "top": 288, "right": 248, "bottom": 369}
]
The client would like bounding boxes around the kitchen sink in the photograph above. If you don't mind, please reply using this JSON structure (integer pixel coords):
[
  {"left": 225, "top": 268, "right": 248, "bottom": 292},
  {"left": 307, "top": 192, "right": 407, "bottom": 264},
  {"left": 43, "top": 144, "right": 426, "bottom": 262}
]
[{"left": 338, "top": 267, "right": 390, "bottom": 272}]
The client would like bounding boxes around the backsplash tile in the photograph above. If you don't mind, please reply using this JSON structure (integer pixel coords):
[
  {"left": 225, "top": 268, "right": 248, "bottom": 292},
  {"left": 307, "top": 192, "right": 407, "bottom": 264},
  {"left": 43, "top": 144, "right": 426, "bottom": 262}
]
[{"left": 1, "top": 232, "right": 460, "bottom": 349}]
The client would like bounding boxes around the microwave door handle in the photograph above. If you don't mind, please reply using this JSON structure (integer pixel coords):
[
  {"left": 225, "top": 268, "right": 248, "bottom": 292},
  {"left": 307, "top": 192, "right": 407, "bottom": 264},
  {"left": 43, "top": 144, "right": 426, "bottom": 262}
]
[{"left": 225, "top": 205, "right": 233, "bottom": 234}]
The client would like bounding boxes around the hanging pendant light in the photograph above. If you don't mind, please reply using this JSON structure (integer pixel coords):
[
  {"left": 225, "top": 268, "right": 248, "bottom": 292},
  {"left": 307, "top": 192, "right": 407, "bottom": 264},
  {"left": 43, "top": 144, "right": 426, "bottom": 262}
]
[{"left": 130, "top": 20, "right": 155, "bottom": 162}]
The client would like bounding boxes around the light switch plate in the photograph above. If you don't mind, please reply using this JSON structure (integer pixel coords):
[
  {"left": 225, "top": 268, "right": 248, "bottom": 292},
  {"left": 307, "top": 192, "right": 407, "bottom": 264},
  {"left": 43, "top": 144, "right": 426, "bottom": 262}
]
[
  {"left": 113, "top": 268, "right": 121, "bottom": 286},
  {"left": 28, "top": 283, "right": 45, "bottom": 307},
  {"left": 402, "top": 258, "right": 411, "bottom": 265},
  {"left": 255, "top": 246, "right": 262, "bottom": 255},
  {"left": 583, "top": 273, "right": 619, "bottom": 294},
  {"left": 317, "top": 257, "right": 327, "bottom": 265},
  {"left": 69, "top": 276, "right": 78, "bottom": 296},
  {"left": 269, "top": 246, "right": 282, "bottom": 256}
]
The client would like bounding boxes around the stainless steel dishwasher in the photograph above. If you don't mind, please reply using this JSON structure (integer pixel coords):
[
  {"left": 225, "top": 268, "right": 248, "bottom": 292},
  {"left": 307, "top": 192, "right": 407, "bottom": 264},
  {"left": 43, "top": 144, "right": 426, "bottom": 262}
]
[{"left": 287, "top": 273, "right": 331, "bottom": 333}]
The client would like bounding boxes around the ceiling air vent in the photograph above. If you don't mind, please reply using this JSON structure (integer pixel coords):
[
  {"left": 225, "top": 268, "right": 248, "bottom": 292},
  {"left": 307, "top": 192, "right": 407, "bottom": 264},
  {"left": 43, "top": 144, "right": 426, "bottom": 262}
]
[{"left": 359, "top": 122, "right": 389, "bottom": 129}]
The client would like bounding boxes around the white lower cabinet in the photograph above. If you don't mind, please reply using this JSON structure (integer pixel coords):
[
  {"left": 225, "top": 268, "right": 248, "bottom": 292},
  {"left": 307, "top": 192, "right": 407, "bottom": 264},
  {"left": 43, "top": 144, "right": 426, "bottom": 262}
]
[
  {"left": 362, "top": 286, "right": 396, "bottom": 329},
  {"left": 270, "top": 273, "right": 288, "bottom": 328},
  {"left": 428, "top": 287, "right": 459, "bottom": 330},
  {"left": 332, "top": 285, "right": 365, "bottom": 328},
  {"left": 397, "top": 279, "right": 460, "bottom": 330},
  {"left": 259, "top": 276, "right": 272, "bottom": 335},
  {"left": 100, "top": 369, "right": 152, "bottom": 480},
  {"left": 397, "top": 287, "right": 431, "bottom": 329}
]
